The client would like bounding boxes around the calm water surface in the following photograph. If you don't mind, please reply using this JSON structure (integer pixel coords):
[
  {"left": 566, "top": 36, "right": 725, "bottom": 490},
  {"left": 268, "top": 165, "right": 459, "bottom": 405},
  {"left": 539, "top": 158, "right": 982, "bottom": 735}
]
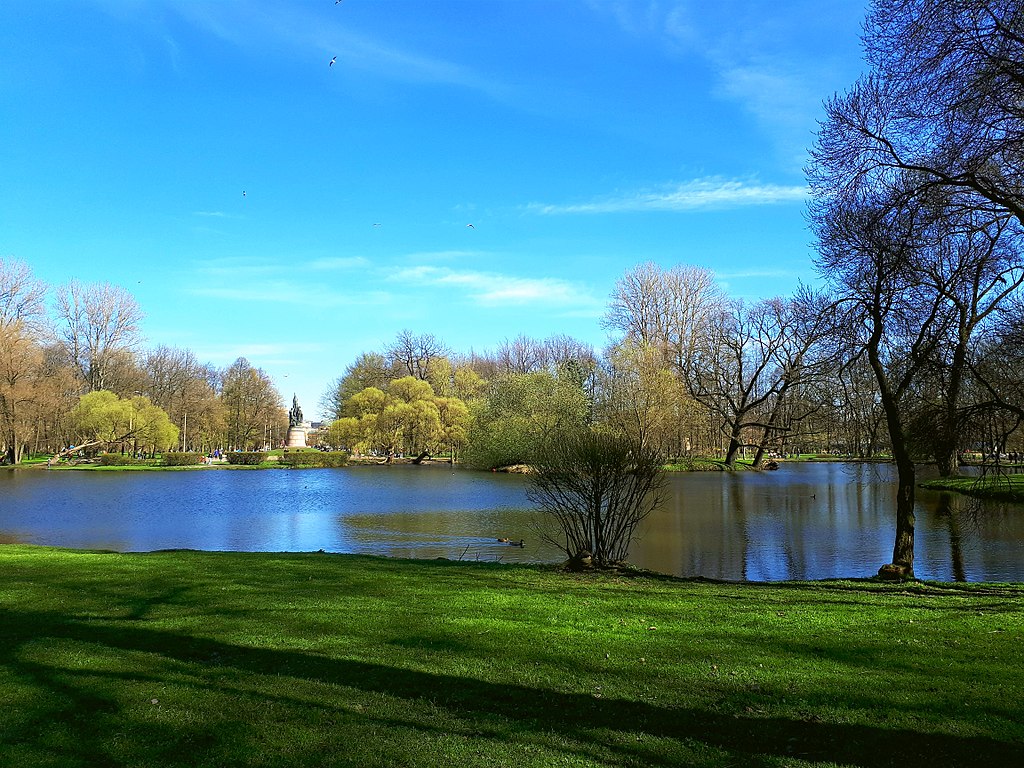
[{"left": 1, "top": 462, "right": 1020, "bottom": 582}]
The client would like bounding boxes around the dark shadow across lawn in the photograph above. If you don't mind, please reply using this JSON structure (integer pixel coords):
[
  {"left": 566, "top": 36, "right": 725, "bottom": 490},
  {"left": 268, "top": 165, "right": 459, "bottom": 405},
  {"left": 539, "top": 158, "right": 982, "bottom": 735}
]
[{"left": 1, "top": 605, "right": 1021, "bottom": 768}]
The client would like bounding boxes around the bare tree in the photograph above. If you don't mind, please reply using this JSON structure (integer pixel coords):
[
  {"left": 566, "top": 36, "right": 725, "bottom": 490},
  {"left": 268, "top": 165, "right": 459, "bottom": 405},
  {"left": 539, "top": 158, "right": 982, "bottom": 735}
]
[
  {"left": 0, "top": 257, "right": 47, "bottom": 332},
  {"left": 818, "top": 1, "right": 1024, "bottom": 226},
  {"left": 685, "top": 298, "right": 809, "bottom": 468},
  {"left": 603, "top": 262, "right": 725, "bottom": 372},
  {"left": 809, "top": 0, "right": 1024, "bottom": 576},
  {"left": 144, "top": 346, "right": 223, "bottom": 451},
  {"left": 496, "top": 334, "right": 547, "bottom": 375},
  {"left": 54, "top": 280, "right": 144, "bottom": 392},
  {"left": 0, "top": 259, "right": 48, "bottom": 463},
  {"left": 809, "top": 179, "right": 952, "bottom": 578},
  {"left": 910, "top": 209, "right": 1024, "bottom": 475},
  {"left": 387, "top": 330, "right": 446, "bottom": 381},
  {"left": 220, "top": 357, "right": 285, "bottom": 450},
  {"left": 748, "top": 289, "right": 839, "bottom": 467}
]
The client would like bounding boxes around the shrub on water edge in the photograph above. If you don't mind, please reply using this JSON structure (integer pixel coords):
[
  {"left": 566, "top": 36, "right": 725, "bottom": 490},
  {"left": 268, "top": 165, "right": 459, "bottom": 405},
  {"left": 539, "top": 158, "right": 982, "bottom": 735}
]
[
  {"left": 163, "top": 452, "right": 205, "bottom": 467},
  {"left": 225, "top": 452, "right": 267, "bottom": 466},
  {"left": 278, "top": 451, "right": 350, "bottom": 468}
]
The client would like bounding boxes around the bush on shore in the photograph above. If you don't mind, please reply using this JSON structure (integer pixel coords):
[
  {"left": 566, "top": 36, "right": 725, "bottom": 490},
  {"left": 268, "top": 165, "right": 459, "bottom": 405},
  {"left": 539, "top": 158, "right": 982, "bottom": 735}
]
[
  {"left": 98, "top": 453, "right": 141, "bottom": 467},
  {"left": 225, "top": 452, "right": 267, "bottom": 466},
  {"left": 277, "top": 450, "right": 350, "bottom": 468}
]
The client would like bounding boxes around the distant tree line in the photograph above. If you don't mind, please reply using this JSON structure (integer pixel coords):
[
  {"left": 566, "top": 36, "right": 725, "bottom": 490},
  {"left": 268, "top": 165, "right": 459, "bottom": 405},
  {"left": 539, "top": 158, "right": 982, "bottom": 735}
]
[{"left": 0, "top": 265, "right": 287, "bottom": 463}]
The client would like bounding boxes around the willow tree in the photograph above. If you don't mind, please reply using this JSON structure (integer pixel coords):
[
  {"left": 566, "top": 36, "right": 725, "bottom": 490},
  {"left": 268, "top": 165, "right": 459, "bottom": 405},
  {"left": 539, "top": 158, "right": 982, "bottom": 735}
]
[
  {"left": 66, "top": 391, "right": 178, "bottom": 457},
  {"left": 337, "top": 376, "right": 470, "bottom": 461}
]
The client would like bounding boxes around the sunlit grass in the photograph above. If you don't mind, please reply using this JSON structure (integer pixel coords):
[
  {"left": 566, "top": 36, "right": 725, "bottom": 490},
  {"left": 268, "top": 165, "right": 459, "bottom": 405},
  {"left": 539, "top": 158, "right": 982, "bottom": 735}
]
[
  {"left": 921, "top": 473, "right": 1024, "bottom": 502},
  {"left": 1, "top": 546, "right": 1022, "bottom": 767}
]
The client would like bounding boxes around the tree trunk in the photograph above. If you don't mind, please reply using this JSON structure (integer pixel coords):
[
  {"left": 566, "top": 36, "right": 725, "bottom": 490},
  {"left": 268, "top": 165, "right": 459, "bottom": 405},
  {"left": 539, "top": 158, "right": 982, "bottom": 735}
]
[
  {"left": 935, "top": 448, "right": 959, "bottom": 478},
  {"left": 891, "top": 450, "right": 916, "bottom": 572},
  {"left": 752, "top": 442, "right": 767, "bottom": 469},
  {"left": 723, "top": 434, "right": 742, "bottom": 468},
  {"left": 935, "top": 326, "right": 969, "bottom": 477},
  {"left": 867, "top": 314, "right": 915, "bottom": 577}
]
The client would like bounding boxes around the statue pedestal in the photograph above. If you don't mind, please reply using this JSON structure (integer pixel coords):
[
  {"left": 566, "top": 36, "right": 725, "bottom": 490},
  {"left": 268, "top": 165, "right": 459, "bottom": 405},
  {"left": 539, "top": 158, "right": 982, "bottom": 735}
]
[{"left": 285, "top": 426, "right": 307, "bottom": 448}]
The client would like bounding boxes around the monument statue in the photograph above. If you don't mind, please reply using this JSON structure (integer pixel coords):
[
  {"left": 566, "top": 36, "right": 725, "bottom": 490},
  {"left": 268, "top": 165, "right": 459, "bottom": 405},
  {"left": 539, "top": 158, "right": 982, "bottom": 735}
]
[
  {"left": 285, "top": 394, "right": 307, "bottom": 448},
  {"left": 289, "top": 394, "right": 303, "bottom": 428}
]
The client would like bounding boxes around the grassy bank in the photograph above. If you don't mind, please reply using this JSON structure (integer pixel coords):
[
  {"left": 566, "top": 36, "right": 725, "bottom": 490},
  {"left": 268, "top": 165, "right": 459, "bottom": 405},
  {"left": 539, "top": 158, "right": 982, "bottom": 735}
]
[
  {"left": 1, "top": 546, "right": 1022, "bottom": 767},
  {"left": 920, "top": 473, "right": 1024, "bottom": 503}
]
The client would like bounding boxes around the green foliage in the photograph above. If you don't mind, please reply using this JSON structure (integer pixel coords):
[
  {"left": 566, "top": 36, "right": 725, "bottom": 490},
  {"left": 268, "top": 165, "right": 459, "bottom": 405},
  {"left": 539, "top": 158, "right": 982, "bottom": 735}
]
[
  {"left": 277, "top": 451, "right": 349, "bottom": 468},
  {"left": 162, "top": 452, "right": 205, "bottom": 466},
  {"left": 464, "top": 371, "right": 590, "bottom": 469},
  {"left": 70, "top": 390, "right": 180, "bottom": 453},
  {"left": 225, "top": 451, "right": 267, "bottom": 465},
  {"left": 2, "top": 546, "right": 1022, "bottom": 767},
  {"left": 338, "top": 376, "right": 471, "bottom": 459},
  {"left": 323, "top": 416, "right": 362, "bottom": 452}
]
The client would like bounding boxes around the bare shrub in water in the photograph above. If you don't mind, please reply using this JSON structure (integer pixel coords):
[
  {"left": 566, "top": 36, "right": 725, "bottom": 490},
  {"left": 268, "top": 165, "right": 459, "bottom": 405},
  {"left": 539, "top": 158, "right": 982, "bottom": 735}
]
[{"left": 528, "top": 429, "right": 666, "bottom": 568}]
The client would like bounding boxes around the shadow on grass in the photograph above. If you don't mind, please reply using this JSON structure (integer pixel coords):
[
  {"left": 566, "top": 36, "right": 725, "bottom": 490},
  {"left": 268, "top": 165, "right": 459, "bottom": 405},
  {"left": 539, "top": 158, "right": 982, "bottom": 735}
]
[{"left": 1, "top": 606, "right": 1021, "bottom": 767}]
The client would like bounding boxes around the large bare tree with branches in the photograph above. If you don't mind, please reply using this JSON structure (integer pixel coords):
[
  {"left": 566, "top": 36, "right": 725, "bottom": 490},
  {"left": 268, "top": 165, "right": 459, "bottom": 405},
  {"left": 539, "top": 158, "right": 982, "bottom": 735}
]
[
  {"left": 54, "top": 280, "right": 144, "bottom": 393},
  {"left": 810, "top": 0, "right": 1024, "bottom": 577}
]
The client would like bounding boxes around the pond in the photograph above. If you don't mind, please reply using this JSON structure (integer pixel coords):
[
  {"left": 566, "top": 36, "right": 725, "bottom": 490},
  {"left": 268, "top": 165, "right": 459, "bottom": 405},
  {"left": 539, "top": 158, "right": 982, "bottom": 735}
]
[{"left": 0, "top": 462, "right": 1020, "bottom": 582}]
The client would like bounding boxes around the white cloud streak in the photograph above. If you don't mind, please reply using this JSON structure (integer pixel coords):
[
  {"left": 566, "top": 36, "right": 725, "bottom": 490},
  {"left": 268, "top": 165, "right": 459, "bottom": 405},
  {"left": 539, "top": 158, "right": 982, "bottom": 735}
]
[
  {"left": 531, "top": 178, "right": 807, "bottom": 215},
  {"left": 389, "top": 265, "right": 600, "bottom": 310}
]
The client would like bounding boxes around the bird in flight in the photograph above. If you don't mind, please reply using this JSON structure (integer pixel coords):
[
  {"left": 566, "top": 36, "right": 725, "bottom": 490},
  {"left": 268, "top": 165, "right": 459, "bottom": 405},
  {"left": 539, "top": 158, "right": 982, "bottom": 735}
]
[
  {"left": 465, "top": 223, "right": 475, "bottom": 229},
  {"left": 329, "top": 56, "right": 337, "bottom": 67}
]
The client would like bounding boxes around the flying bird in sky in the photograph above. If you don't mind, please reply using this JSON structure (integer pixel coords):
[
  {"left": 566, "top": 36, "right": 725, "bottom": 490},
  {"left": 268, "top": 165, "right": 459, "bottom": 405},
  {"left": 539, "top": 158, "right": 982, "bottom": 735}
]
[
  {"left": 329, "top": 56, "right": 337, "bottom": 67},
  {"left": 465, "top": 223, "right": 475, "bottom": 229}
]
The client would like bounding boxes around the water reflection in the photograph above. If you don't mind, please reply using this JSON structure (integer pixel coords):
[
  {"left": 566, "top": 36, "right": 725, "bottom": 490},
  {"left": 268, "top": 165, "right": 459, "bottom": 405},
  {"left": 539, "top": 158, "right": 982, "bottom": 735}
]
[{"left": 0, "top": 463, "right": 1020, "bottom": 582}]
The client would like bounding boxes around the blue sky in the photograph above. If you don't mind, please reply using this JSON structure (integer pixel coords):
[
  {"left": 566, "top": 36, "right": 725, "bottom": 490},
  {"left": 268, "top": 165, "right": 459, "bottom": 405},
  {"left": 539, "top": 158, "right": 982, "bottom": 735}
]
[{"left": 1, "top": 0, "right": 867, "bottom": 419}]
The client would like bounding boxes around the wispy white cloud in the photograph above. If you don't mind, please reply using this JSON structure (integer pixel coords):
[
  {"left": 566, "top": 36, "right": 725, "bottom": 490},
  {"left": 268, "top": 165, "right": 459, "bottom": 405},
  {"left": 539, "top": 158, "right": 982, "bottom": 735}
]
[
  {"left": 530, "top": 177, "right": 807, "bottom": 215},
  {"left": 389, "top": 265, "right": 600, "bottom": 311},
  {"left": 588, "top": 1, "right": 860, "bottom": 165},
  {"left": 715, "top": 268, "right": 800, "bottom": 281}
]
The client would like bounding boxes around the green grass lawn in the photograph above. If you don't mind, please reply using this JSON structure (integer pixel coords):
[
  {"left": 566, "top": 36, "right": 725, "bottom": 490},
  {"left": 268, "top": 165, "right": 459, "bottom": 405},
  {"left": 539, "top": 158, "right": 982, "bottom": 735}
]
[
  {"left": 921, "top": 473, "right": 1024, "bottom": 503},
  {"left": 1, "top": 546, "right": 1022, "bottom": 767}
]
